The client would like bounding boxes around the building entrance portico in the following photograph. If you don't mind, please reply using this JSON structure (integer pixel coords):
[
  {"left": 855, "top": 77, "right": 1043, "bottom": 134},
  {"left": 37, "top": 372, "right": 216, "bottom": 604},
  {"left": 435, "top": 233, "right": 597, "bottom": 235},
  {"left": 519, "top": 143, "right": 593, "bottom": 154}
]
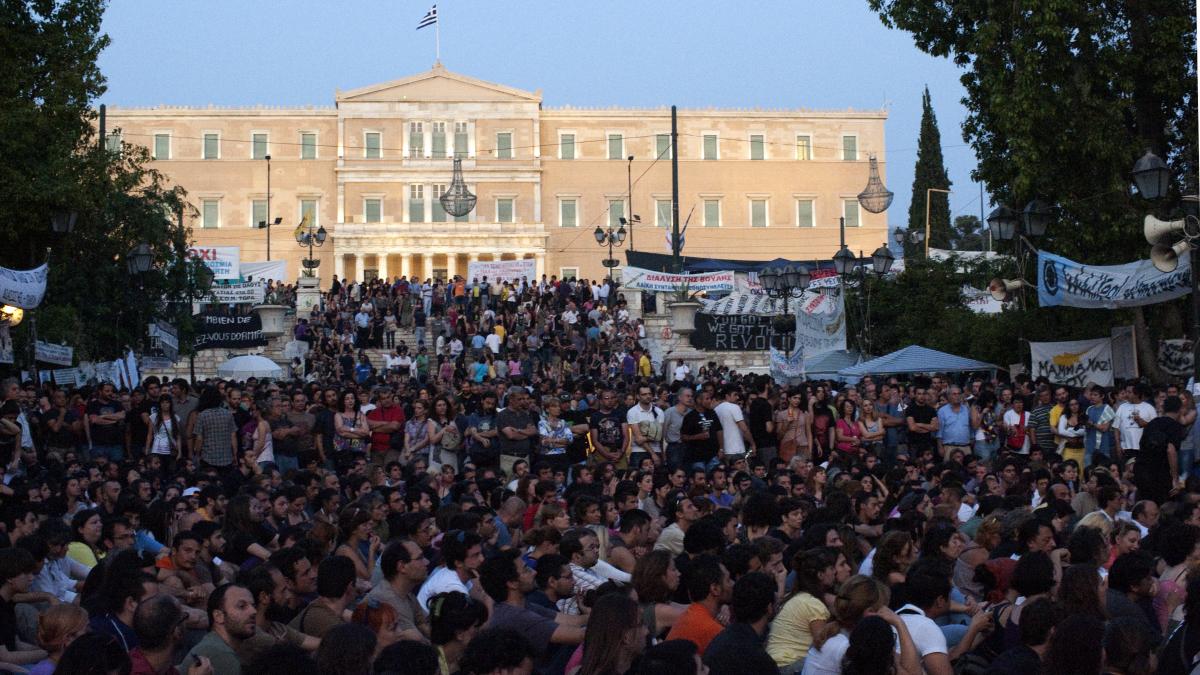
[{"left": 333, "top": 222, "right": 547, "bottom": 282}]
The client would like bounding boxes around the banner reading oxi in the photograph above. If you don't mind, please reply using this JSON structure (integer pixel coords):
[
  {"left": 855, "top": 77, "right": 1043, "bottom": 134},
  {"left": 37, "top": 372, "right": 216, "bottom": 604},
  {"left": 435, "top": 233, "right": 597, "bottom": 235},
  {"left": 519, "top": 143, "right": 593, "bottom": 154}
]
[
  {"left": 465, "top": 258, "right": 536, "bottom": 284},
  {"left": 1030, "top": 338, "right": 1114, "bottom": 387},
  {"left": 1037, "top": 250, "right": 1191, "bottom": 309},
  {"left": 623, "top": 267, "right": 735, "bottom": 293},
  {"left": 188, "top": 246, "right": 241, "bottom": 281},
  {"left": 0, "top": 263, "right": 48, "bottom": 309}
]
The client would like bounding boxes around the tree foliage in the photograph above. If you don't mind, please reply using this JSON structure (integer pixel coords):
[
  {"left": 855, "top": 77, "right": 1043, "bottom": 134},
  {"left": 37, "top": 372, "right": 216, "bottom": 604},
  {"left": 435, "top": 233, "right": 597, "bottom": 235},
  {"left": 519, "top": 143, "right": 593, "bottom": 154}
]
[
  {"left": 907, "top": 86, "right": 952, "bottom": 253},
  {"left": 0, "top": 0, "right": 210, "bottom": 364},
  {"left": 950, "top": 215, "right": 985, "bottom": 251},
  {"left": 869, "top": 0, "right": 1197, "bottom": 379}
]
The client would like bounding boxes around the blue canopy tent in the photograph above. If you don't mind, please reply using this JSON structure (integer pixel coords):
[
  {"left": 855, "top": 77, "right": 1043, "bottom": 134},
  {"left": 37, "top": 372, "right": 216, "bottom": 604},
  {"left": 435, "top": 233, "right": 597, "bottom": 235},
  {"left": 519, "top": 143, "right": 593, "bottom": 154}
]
[
  {"left": 838, "top": 345, "right": 997, "bottom": 378},
  {"left": 804, "top": 350, "right": 865, "bottom": 383}
]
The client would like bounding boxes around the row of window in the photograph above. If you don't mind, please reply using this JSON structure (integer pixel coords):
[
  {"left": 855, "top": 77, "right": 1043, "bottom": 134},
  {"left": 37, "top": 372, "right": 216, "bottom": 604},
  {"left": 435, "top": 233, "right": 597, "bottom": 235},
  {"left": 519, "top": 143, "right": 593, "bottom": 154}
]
[
  {"left": 129, "top": 128, "right": 860, "bottom": 162},
  {"left": 197, "top": 194, "right": 860, "bottom": 229},
  {"left": 562, "top": 197, "right": 858, "bottom": 228}
]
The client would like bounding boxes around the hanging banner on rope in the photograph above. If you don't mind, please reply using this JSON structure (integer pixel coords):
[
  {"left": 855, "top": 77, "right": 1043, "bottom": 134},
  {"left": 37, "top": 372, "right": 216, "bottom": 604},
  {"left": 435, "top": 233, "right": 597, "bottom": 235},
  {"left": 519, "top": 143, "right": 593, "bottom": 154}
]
[
  {"left": 188, "top": 246, "right": 240, "bottom": 281},
  {"left": 689, "top": 314, "right": 791, "bottom": 351},
  {"left": 1037, "top": 250, "right": 1191, "bottom": 309},
  {"left": 623, "top": 267, "right": 735, "bottom": 293},
  {"left": 769, "top": 345, "right": 805, "bottom": 382},
  {"left": 0, "top": 263, "right": 48, "bottom": 309},
  {"left": 1158, "top": 339, "right": 1193, "bottom": 378},
  {"left": 793, "top": 288, "right": 847, "bottom": 358},
  {"left": 1030, "top": 338, "right": 1114, "bottom": 387}
]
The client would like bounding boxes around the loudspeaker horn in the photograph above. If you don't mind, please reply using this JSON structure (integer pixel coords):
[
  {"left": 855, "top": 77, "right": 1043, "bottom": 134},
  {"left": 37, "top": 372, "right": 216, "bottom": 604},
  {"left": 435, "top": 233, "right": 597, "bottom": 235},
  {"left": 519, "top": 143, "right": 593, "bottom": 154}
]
[
  {"left": 988, "top": 278, "right": 1027, "bottom": 302},
  {"left": 1151, "top": 239, "right": 1193, "bottom": 273},
  {"left": 1144, "top": 214, "right": 1187, "bottom": 245}
]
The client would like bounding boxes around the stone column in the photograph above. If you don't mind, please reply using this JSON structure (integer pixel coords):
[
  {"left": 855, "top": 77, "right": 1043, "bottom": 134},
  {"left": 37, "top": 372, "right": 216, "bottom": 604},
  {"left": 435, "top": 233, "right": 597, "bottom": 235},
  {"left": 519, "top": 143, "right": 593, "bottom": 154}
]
[
  {"left": 334, "top": 253, "right": 345, "bottom": 282},
  {"left": 400, "top": 253, "right": 412, "bottom": 280},
  {"left": 355, "top": 253, "right": 365, "bottom": 282},
  {"left": 447, "top": 253, "right": 458, "bottom": 280},
  {"left": 422, "top": 254, "right": 433, "bottom": 281},
  {"left": 535, "top": 252, "right": 546, "bottom": 279},
  {"left": 377, "top": 252, "right": 389, "bottom": 282}
]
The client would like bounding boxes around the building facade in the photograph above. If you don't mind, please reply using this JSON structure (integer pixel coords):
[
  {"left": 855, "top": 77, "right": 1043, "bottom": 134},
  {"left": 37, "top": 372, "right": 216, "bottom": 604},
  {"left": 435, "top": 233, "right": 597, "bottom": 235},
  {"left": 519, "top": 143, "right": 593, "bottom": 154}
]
[{"left": 106, "top": 64, "right": 890, "bottom": 284}]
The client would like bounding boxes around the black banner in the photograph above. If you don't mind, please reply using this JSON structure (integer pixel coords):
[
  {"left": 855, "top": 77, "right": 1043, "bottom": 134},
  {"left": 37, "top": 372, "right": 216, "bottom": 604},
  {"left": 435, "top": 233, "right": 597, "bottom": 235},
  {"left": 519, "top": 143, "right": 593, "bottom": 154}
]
[
  {"left": 194, "top": 313, "right": 267, "bottom": 350},
  {"left": 689, "top": 314, "right": 793, "bottom": 352}
]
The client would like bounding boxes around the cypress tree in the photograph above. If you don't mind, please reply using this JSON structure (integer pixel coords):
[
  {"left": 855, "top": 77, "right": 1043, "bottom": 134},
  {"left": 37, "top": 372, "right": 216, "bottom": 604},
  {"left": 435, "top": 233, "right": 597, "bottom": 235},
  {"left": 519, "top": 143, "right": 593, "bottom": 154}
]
[{"left": 907, "top": 86, "right": 952, "bottom": 254}]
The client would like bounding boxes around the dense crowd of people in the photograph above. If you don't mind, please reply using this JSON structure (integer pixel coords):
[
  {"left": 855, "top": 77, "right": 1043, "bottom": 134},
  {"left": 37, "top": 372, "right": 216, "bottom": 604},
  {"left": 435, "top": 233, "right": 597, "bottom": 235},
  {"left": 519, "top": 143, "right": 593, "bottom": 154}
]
[{"left": 0, "top": 273, "right": 1198, "bottom": 675}]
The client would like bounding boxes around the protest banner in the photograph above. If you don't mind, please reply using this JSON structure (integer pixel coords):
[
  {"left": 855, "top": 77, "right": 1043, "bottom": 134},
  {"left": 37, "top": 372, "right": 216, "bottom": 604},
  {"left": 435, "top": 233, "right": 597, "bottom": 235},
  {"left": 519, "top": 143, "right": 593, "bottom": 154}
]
[
  {"left": 770, "top": 345, "right": 805, "bottom": 382},
  {"left": 794, "top": 288, "right": 847, "bottom": 358},
  {"left": 1030, "top": 338, "right": 1114, "bottom": 387},
  {"left": 0, "top": 263, "right": 48, "bottom": 309},
  {"left": 1158, "top": 339, "right": 1193, "bottom": 378},
  {"left": 961, "top": 285, "right": 1006, "bottom": 314},
  {"left": 52, "top": 368, "right": 80, "bottom": 387},
  {"left": 194, "top": 313, "right": 267, "bottom": 350},
  {"left": 690, "top": 315, "right": 792, "bottom": 351},
  {"left": 188, "top": 246, "right": 240, "bottom": 280},
  {"left": 34, "top": 341, "right": 73, "bottom": 366},
  {"left": 204, "top": 281, "right": 266, "bottom": 305},
  {"left": 465, "top": 258, "right": 536, "bottom": 284},
  {"left": 1037, "top": 250, "right": 1191, "bottom": 308},
  {"left": 623, "top": 267, "right": 735, "bottom": 293},
  {"left": 0, "top": 325, "right": 11, "bottom": 364},
  {"left": 240, "top": 260, "right": 287, "bottom": 283},
  {"left": 148, "top": 321, "right": 179, "bottom": 361}
]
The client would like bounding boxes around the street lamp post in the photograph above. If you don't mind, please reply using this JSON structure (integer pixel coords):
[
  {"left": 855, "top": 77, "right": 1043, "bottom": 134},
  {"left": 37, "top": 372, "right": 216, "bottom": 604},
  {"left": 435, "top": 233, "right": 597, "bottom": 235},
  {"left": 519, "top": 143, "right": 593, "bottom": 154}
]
[
  {"left": 924, "top": 187, "right": 952, "bottom": 258},
  {"left": 24, "top": 211, "right": 78, "bottom": 384},
  {"left": 758, "top": 263, "right": 812, "bottom": 348},
  {"left": 892, "top": 228, "right": 925, "bottom": 259},
  {"left": 832, "top": 224, "right": 895, "bottom": 355},
  {"left": 127, "top": 243, "right": 153, "bottom": 353},
  {"left": 986, "top": 200, "right": 1053, "bottom": 310},
  {"left": 1132, "top": 149, "right": 1200, "bottom": 383},
  {"left": 296, "top": 216, "right": 328, "bottom": 277},
  {"left": 593, "top": 223, "right": 627, "bottom": 289},
  {"left": 626, "top": 155, "right": 638, "bottom": 251},
  {"left": 256, "top": 154, "right": 283, "bottom": 260}
]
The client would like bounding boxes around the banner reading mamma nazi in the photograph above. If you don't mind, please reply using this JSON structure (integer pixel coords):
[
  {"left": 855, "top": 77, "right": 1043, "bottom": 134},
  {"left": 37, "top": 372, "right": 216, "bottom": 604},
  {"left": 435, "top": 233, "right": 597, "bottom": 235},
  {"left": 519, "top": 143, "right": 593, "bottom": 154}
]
[
  {"left": 1030, "top": 338, "right": 1114, "bottom": 387},
  {"left": 622, "top": 267, "right": 735, "bottom": 293},
  {"left": 1037, "top": 250, "right": 1191, "bottom": 309}
]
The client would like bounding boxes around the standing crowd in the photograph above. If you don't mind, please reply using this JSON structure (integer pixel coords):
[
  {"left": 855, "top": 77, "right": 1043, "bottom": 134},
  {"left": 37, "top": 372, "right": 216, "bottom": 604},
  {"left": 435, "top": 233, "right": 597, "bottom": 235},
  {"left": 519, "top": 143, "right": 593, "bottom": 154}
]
[{"left": 0, "top": 272, "right": 1197, "bottom": 675}]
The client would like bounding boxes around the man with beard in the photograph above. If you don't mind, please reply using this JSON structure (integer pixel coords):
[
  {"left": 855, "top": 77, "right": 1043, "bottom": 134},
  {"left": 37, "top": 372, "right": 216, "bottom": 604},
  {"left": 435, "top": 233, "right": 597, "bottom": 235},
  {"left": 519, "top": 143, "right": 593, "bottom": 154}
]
[
  {"left": 236, "top": 565, "right": 320, "bottom": 665},
  {"left": 480, "top": 550, "right": 586, "bottom": 672},
  {"left": 465, "top": 392, "right": 500, "bottom": 469},
  {"left": 268, "top": 547, "right": 318, "bottom": 623},
  {"left": 681, "top": 389, "right": 723, "bottom": 469},
  {"left": 87, "top": 382, "right": 127, "bottom": 462},
  {"left": 589, "top": 389, "right": 628, "bottom": 467},
  {"left": 367, "top": 540, "right": 432, "bottom": 642},
  {"left": 156, "top": 531, "right": 209, "bottom": 607},
  {"left": 181, "top": 583, "right": 256, "bottom": 674},
  {"left": 310, "top": 388, "right": 339, "bottom": 467}
]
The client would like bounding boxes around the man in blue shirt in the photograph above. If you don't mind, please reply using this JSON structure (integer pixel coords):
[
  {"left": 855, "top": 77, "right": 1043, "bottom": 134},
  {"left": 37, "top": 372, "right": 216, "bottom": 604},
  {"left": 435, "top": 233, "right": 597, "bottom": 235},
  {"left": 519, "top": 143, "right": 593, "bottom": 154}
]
[{"left": 936, "top": 386, "right": 973, "bottom": 461}]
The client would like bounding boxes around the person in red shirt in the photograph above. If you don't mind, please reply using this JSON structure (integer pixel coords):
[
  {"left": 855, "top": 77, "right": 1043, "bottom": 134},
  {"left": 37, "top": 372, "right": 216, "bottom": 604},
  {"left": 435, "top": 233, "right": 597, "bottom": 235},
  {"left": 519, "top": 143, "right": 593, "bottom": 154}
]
[
  {"left": 367, "top": 388, "right": 405, "bottom": 463},
  {"left": 665, "top": 554, "right": 733, "bottom": 655}
]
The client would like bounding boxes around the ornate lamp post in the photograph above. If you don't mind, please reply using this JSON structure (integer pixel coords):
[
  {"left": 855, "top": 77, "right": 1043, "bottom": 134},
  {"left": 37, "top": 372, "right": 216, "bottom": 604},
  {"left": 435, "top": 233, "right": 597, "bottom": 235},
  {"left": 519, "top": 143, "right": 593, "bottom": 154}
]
[
  {"left": 986, "top": 200, "right": 1053, "bottom": 309},
  {"left": 127, "top": 242, "right": 153, "bottom": 353},
  {"left": 593, "top": 222, "right": 627, "bottom": 288},
  {"left": 758, "top": 264, "right": 812, "bottom": 341},
  {"left": 295, "top": 218, "right": 328, "bottom": 277}
]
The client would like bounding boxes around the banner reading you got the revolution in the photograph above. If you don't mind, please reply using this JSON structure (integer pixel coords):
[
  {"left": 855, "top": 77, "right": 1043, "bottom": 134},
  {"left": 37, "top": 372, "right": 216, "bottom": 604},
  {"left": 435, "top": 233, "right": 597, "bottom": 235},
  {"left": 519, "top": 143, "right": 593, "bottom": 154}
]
[{"left": 1038, "top": 250, "right": 1192, "bottom": 309}]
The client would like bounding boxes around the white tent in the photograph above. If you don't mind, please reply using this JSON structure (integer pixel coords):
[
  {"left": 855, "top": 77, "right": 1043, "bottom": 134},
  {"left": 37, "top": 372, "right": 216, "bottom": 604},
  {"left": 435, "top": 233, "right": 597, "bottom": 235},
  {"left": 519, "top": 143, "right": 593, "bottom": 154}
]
[{"left": 217, "top": 354, "right": 284, "bottom": 379}]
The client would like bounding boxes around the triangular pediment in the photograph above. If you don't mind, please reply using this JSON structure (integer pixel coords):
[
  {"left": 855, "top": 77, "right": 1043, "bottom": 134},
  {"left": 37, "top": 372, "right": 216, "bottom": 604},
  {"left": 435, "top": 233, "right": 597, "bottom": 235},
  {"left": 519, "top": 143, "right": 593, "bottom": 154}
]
[{"left": 337, "top": 64, "right": 541, "bottom": 104}]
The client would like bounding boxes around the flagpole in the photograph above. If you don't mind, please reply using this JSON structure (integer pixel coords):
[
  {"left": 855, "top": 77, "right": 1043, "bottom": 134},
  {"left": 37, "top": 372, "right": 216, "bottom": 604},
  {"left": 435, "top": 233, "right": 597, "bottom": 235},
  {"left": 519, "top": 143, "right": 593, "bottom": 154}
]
[{"left": 436, "top": 16, "right": 440, "bottom": 62}]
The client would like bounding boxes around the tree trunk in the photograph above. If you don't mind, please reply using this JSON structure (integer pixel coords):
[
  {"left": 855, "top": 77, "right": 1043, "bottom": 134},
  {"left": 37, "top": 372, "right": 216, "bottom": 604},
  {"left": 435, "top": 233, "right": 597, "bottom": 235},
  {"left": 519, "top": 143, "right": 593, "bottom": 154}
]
[{"left": 1133, "top": 305, "right": 1164, "bottom": 383}]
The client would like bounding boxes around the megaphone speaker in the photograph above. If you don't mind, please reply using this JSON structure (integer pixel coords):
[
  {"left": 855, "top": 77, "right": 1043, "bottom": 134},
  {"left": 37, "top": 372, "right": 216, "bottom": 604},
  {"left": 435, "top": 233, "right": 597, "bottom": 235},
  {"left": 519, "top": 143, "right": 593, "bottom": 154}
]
[
  {"left": 988, "top": 278, "right": 1026, "bottom": 302},
  {"left": 1144, "top": 214, "right": 1187, "bottom": 245},
  {"left": 1151, "top": 239, "right": 1193, "bottom": 273}
]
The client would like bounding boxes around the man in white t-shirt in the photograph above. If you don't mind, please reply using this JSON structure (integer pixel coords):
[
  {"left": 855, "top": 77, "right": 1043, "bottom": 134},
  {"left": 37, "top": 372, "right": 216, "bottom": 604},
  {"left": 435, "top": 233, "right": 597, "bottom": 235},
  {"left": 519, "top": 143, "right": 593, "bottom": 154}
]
[
  {"left": 673, "top": 360, "right": 691, "bottom": 383},
  {"left": 1001, "top": 397, "right": 1031, "bottom": 454},
  {"left": 1115, "top": 383, "right": 1156, "bottom": 458},
  {"left": 626, "top": 383, "right": 664, "bottom": 466},
  {"left": 713, "top": 385, "right": 754, "bottom": 461},
  {"left": 898, "top": 563, "right": 994, "bottom": 675}
]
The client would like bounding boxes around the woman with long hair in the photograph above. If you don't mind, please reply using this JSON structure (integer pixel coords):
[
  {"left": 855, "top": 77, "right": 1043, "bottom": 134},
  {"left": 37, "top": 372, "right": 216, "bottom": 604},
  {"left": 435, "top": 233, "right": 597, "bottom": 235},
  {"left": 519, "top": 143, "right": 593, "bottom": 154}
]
[
  {"left": 871, "top": 531, "right": 915, "bottom": 586},
  {"left": 429, "top": 591, "right": 487, "bottom": 675},
  {"left": 263, "top": 490, "right": 290, "bottom": 537},
  {"left": 954, "top": 515, "right": 1003, "bottom": 602},
  {"left": 768, "top": 547, "right": 837, "bottom": 673},
  {"left": 430, "top": 396, "right": 462, "bottom": 473},
  {"left": 805, "top": 466, "right": 828, "bottom": 507},
  {"left": 1056, "top": 563, "right": 1107, "bottom": 621},
  {"left": 335, "top": 505, "right": 381, "bottom": 581},
  {"left": 1106, "top": 519, "right": 1142, "bottom": 570},
  {"left": 221, "top": 494, "right": 274, "bottom": 565},
  {"left": 144, "top": 394, "right": 180, "bottom": 469},
  {"left": 577, "top": 593, "right": 647, "bottom": 675},
  {"left": 801, "top": 575, "right": 919, "bottom": 675},
  {"left": 67, "top": 509, "right": 103, "bottom": 569},
  {"left": 856, "top": 400, "right": 885, "bottom": 457},
  {"left": 776, "top": 387, "right": 811, "bottom": 466},
  {"left": 834, "top": 401, "right": 862, "bottom": 459},
  {"left": 1057, "top": 397, "right": 1087, "bottom": 467},
  {"left": 405, "top": 399, "right": 437, "bottom": 466},
  {"left": 28, "top": 604, "right": 88, "bottom": 675},
  {"left": 1041, "top": 614, "right": 1104, "bottom": 675},
  {"left": 632, "top": 550, "right": 685, "bottom": 639},
  {"left": 1154, "top": 523, "right": 1200, "bottom": 632},
  {"left": 333, "top": 390, "right": 370, "bottom": 456},
  {"left": 810, "top": 388, "right": 837, "bottom": 463}
]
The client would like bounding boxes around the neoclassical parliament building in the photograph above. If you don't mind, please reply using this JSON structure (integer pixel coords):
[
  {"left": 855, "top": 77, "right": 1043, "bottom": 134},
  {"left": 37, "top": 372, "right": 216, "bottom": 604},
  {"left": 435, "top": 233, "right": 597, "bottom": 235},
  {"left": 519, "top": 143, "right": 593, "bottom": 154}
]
[{"left": 105, "top": 64, "right": 891, "bottom": 284}]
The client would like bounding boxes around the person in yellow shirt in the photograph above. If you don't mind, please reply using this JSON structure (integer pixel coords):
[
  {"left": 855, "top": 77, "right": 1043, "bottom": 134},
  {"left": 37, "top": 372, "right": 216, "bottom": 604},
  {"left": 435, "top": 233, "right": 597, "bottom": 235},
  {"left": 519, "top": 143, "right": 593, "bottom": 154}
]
[
  {"left": 637, "top": 351, "right": 652, "bottom": 378},
  {"left": 1049, "top": 385, "right": 1070, "bottom": 451}
]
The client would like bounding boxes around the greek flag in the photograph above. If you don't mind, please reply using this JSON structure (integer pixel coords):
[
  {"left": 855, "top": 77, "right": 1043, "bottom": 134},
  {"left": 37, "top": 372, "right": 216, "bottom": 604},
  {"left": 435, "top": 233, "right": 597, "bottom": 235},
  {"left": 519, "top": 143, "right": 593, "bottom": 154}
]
[{"left": 417, "top": 5, "right": 437, "bottom": 30}]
